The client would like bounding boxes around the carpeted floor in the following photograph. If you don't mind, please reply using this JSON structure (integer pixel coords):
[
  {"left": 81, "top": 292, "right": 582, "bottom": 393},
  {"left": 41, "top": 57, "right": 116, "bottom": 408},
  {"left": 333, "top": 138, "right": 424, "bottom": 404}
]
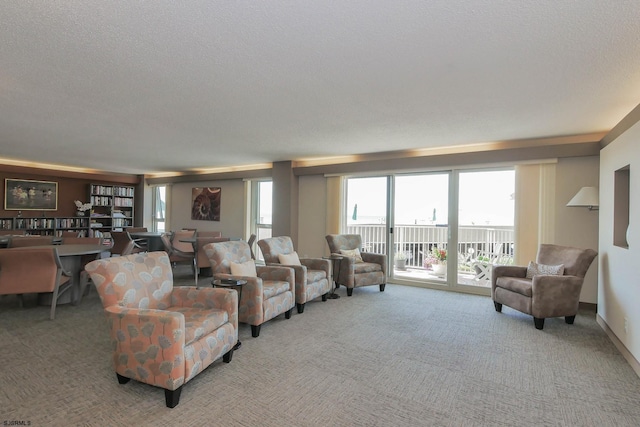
[{"left": 1, "top": 270, "right": 640, "bottom": 426}]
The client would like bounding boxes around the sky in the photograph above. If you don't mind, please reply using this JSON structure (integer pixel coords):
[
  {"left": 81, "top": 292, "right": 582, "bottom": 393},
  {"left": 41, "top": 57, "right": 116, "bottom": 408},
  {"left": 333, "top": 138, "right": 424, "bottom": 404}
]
[{"left": 347, "top": 170, "right": 515, "bottom": 226}]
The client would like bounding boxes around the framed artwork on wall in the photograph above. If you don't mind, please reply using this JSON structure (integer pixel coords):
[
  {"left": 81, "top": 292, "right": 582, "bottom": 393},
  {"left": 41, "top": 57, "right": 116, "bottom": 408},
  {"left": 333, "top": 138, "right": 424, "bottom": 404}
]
[
  {"left": 191, "top": 187, "right": 221, "bottom": 221},
  {"left": 4, "top": 178, "right": 58, "bottom": 211}
]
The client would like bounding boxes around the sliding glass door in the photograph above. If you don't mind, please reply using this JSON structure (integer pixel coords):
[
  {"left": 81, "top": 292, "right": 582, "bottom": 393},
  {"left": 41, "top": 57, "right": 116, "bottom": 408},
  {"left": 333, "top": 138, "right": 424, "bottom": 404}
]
[
  {"left": 343, "top": 168, "right": 514, "bottom": 293},
  {"left": 393, "top": 173, "right": 449, "bottom": 284},
  {"left": 345, "top": 176, "right": 389, "bottom": 255},
  {"left": 457, "top": 170, "right": 515, "bottom": 289}
]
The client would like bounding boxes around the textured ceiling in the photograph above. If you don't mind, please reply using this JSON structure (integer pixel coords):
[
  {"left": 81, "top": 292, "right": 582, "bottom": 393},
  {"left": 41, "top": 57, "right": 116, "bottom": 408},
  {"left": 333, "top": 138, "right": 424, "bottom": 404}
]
[{"left": 1, "top": 1, "right": 640, "bottom": 175}]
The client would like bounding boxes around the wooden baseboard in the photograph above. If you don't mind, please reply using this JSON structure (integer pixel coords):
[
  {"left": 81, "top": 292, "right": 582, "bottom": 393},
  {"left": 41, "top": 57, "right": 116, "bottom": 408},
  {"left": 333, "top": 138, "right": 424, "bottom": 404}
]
[{"left": 597, "top": 314, "right": 640, "bottom": 378}]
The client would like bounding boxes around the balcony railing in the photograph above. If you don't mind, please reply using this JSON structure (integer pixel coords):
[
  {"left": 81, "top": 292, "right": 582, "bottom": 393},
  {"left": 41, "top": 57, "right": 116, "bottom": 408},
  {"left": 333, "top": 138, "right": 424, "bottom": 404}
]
[{"left": 347, "top": 224, "right": 514, "bottom": 271}]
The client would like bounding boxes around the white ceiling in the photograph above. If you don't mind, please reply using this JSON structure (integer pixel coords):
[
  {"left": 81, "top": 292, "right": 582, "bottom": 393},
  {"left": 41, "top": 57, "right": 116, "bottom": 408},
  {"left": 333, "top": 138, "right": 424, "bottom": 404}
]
[{"left": 1, "top": 1, "right": 640, "bottom": 175}]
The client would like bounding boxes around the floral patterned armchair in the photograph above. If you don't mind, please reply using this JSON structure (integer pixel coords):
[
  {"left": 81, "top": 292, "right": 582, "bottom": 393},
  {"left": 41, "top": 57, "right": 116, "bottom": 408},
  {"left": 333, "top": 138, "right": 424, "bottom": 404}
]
[
  {"left": 204, "top": 240, "right": 295, "bottom": 337},
  {"left": 85, "top": 251, "right": 238, "bottom": 408},
  {"left": 325, "top": 234, "right": 387, "bottom": 296},
  {"left": 258, "top": 236, "right": 331, "bottom": 313}
]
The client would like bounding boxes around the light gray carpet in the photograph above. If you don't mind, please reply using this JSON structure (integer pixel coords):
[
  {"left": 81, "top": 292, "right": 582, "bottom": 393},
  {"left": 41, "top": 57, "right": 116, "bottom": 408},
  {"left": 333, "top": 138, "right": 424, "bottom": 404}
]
[{"left": 1, "top": 270, "right": 639, "bottom": 426}]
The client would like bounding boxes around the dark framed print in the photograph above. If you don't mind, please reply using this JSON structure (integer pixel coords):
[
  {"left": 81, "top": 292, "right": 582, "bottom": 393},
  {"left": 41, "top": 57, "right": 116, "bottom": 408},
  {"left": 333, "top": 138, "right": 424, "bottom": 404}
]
[
  {"left": 4, "top": 178, "right": 58, "bottom": 211},
  {"left": 191, "top": 187, "right": 221, "bottom": 221}
]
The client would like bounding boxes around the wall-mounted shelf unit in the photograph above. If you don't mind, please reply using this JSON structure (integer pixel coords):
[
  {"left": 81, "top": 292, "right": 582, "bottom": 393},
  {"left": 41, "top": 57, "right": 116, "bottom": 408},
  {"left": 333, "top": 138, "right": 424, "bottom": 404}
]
[
  {"left": 0, "top": 216, "right": 90, "bottom": 236},
  {"left": 89, "top": 184, "right": 135, "bottom": 235}
]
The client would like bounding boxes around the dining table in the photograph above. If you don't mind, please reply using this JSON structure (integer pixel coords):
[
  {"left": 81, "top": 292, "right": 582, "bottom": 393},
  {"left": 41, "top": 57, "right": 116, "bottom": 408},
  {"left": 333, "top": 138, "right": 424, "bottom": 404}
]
[{"left": 11, "top": 243, "right": 111, "bottom": 305}]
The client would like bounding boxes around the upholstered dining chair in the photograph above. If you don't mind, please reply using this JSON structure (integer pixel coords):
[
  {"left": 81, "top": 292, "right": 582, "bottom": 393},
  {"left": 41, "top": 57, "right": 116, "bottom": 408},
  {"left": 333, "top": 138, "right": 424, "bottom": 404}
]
[
  {"left": 8, "top": 235, "right": 55, "bottom": 247},
  {"left": 258, "top": 236, "right": 331, "bottom": 313},
  {"left": 161, "top": 230, "right": 198, "bottom": 285},
  {"left": 85, "top": 251, "right": 238, "bottom": 408},
  {"left": 109, "top": 231, "right": 146, "bottom": 256},
  {"left": 492, "top": 244, "right": 598, "bottom": 330},
  {"left": 325, "top": 234, "right": 387, "bottom": 296},
  {"left": 0, "top": 247, "right": 72, "bottom": 319},
  {"left": 204, "top": 240, "right": 295, "bottom": 337}
]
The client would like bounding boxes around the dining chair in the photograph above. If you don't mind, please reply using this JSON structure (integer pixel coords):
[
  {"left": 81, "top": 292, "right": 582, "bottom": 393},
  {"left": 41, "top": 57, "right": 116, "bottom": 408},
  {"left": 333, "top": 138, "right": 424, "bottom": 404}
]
[
  {"left": 161, "top": 230, "right": 198, "bottom": 285},
  {"left": 0, "top": 247, "right": 72, "bottom": 319},
  {"left": 109, "top": 231, "right": 146, "bottom": 256},
  {"left": 9, "top": 235, "right": 55, "bottom": 247}
]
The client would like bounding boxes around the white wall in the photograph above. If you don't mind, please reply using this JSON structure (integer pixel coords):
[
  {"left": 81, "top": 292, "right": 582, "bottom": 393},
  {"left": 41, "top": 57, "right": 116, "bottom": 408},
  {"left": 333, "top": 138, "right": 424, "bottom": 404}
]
[
  {"left": 168, "top": 180, "right": 246, "bottom": 239},
  {"left": 554, "top": 156, "right": 600, "bottom": 303},
  {"left": 599, "top": 122, "right": 640, "bottom": 364}
]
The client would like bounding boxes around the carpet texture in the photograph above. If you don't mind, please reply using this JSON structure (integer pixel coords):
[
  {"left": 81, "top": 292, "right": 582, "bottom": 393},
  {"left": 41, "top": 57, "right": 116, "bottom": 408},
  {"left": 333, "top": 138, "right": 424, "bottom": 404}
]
[{"left": 1, "top": 271, "right": 639, "bottom": 426}]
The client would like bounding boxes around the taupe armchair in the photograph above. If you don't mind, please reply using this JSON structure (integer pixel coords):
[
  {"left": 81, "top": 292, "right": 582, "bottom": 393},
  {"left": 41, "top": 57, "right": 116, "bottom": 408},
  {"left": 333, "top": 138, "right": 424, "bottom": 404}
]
[
  {"left": 325, "top": 234, "right": 387, "bottom": 296},
  {"left": 492, "top": 244, "right": 597, "bottom": 330},
  {"left": 258, "top": 236, "right": 331, "bottom": 313}
]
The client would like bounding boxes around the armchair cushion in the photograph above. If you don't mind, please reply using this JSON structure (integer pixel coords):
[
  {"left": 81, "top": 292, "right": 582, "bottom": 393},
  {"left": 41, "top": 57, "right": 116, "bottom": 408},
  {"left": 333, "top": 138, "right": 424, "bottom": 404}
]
[
  {"left": 278, "top": 251, "right": 301, "bottom": 265},
  {"left": 230, "top": 260, "right": 257, "bottom": 277},
  {"left": 340, "top": 248, "right": 363, "bottom": 263},
  {"left": 526, "top": 261, "right": 564, "bottom": 278}
]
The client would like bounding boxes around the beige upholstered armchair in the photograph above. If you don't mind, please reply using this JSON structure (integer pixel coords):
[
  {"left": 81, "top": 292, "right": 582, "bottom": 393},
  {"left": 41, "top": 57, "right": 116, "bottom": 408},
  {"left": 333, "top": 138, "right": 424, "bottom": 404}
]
[
  {"left": 258, "top": 236, "right": 331, "bottom": 313},
  {"left": 85, "top": 251, "right": 238, "bottom": 408},
  {"left": 492, "top": 244, "right": 597, "bottom": 330},
  {"left": 204, "top": 240, "right": 295, "bottom": 337},
  {"left": 325, "top": 234, "right": 387, "bottom": 296}
]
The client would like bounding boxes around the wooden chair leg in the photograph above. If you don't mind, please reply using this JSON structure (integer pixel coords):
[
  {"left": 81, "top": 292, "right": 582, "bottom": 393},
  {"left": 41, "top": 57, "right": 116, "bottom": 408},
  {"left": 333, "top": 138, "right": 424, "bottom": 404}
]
[
  {"left": 534, "top": 317, "right": 545, "bottom": 330},
  {"left": 493, "top": 301, "right": 502, "bottom": 312},
  {"left": 565, "top": 315, "right": 576, "bottom": 324},
  {"left": 251, "top": 324, "right": 261, "bottom": 337},
  {"left": 347, "top": 288, "right": 353, "bottom": 296},
  {"left": 285, "top": 308, "right": 293, "bottom": 319},
  {"left": 296, "top": 303, "right": 305, "bottom": 314}
]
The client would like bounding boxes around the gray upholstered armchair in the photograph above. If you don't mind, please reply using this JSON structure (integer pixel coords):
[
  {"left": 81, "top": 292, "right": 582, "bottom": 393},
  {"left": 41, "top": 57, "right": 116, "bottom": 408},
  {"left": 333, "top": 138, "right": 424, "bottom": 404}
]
[
  {"left": 325, "top": 234, "right": 387, "bottom": 296},
  {"left": 492, "top": 244, "right": 597, "bottom": 330},
  {"left": 258, "top": 236, "right": 331, "bottom": 313}
]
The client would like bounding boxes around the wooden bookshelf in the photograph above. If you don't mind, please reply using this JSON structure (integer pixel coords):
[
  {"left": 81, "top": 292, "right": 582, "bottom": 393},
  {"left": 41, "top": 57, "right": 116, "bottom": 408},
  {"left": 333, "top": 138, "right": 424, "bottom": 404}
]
[
  {"left": 0, "top": 216, "right": 90, "bottom": 236},
  {"left": 89, "top": 183, "right": 135, "bottom": 235}
]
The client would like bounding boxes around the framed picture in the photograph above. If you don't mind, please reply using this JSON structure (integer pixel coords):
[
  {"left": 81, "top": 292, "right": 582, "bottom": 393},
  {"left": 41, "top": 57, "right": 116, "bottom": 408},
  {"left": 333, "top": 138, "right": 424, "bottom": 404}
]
[
  {"left": 191, "top": 187, "right": 221, "bottom": 221},
  {"left": 4, "top": 178, "right": 58, "bottom": 211}
]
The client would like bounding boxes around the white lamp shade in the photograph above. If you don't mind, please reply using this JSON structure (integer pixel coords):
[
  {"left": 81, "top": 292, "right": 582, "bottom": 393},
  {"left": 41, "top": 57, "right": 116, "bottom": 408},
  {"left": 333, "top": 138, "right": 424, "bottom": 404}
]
[{"left": 567, "top": 186, "right": 599, "bottom": 208}]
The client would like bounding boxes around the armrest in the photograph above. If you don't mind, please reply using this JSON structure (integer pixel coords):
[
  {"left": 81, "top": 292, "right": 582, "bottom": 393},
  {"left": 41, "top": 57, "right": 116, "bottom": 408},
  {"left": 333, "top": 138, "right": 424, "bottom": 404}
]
[
  {"left": 257, "top": 265, "right": 294, "bottom": 284},
  {"left": 301, "top": 258, "right": 331, "bottom": 276},
  {"left": 531, "top": 275, "right": 584, "bottom": 317},
  {"left": 492, "top": 265, "right": 527, "bottom": 278},
  {"left": 361, "top": 252, "right": 386, "bottom": 276}
]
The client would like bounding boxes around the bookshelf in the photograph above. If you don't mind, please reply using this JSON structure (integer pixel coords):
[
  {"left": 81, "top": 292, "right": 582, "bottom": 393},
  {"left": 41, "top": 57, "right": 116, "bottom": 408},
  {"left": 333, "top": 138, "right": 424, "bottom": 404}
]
[
  {"left": 89, "top": 183, "right": 136, "bottom": 235},
  {"left": 0, "top": 216, "right": 90, "bottom": 236}
]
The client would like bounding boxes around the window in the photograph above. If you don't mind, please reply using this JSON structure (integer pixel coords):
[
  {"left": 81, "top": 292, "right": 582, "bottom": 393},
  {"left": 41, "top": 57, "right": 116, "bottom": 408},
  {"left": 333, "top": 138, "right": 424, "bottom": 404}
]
[
  {"left": 152, "top": 185, "right": 166, "bottom": 232},
  {"left": 250, "top": 180, "right": 272, "bottom": 261}
]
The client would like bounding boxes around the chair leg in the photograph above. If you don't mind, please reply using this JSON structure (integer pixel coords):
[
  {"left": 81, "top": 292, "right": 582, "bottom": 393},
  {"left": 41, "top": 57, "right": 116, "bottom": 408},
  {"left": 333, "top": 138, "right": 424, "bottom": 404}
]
[
  {"left": 534, "top": 317, "right": 545, "bottom": 330},
  {"left": 165, "top": 386, "right": 183, "bottom": 408},
  {"left": 347, "top": 288, "right": 353, "bottom": 296},
  {"left": 251, "top": 325, "right": 261, "bottom": 337},
  {"left": 379, "top": 284, "right": 386, "bottom": 292},
  {"left": 116, "top": 373, "right": 130, "bottom": 384},
  {"left": 297, "top": 303, "right": 305, "bottom": 314},
  {"left": 222, "top": 348, "right": 234, "bottom": 363},
  {"left": 493, "top": 301, "right": 502, "bottom": 312},
  {"left": 285, "top": 308, "right": 293, "bottom": 319},
  {"left": 16, "top": 294, "right": 24, "bottom": 308},
  {"left": 565, "top": 315, "right": 576, "bottom": 324},
  {"left": 322, "top": 293, "right": 328, "bottom": 302}
]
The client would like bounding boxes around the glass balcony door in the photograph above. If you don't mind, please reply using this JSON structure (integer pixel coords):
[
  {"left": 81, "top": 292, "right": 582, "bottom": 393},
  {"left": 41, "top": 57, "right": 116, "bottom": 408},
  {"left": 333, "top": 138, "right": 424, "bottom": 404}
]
[
  {"left": 456, "top": 169, "right": 515, "bottom": 289},
  {"left": 392, "top": 173, "right": 450, "bottom": 285}
]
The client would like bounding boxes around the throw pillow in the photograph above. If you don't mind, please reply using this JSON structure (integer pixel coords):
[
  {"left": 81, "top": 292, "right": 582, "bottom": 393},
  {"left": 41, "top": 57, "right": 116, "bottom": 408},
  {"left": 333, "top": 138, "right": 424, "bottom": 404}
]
[
  {"left": 526, "top": 261, "right": 565, "bottom": 278},
  {"left": 340, "top": 248, "right": 363, "bottom": 263},
  {"left": 278, "top": 251, "right": 301, "bottom": 265},
  {"left": 230, "top": 260, "right": 257, "bottom": 277}
]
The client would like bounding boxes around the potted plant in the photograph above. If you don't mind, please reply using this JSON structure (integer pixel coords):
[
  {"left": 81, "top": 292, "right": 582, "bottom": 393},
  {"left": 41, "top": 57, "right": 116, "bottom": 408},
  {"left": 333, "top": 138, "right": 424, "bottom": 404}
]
[
  {"left": 74, "top": 200, "right": 92, "bottom": 217},
  {"left": 394, "top": 251, "right": 407, "bottom": 270},
  {"left": 431, "top": 247, "right": 447, "bottom": 275}
]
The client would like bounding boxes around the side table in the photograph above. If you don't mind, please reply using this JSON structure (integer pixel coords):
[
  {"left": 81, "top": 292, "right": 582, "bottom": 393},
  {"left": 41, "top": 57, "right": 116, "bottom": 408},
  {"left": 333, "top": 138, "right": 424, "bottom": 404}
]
[
  {"left": 212, "top": 278, "right": 247, "bottom": 350},
  {"left": 323, "top": 255, "right": 345, "bottom": 299}
]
